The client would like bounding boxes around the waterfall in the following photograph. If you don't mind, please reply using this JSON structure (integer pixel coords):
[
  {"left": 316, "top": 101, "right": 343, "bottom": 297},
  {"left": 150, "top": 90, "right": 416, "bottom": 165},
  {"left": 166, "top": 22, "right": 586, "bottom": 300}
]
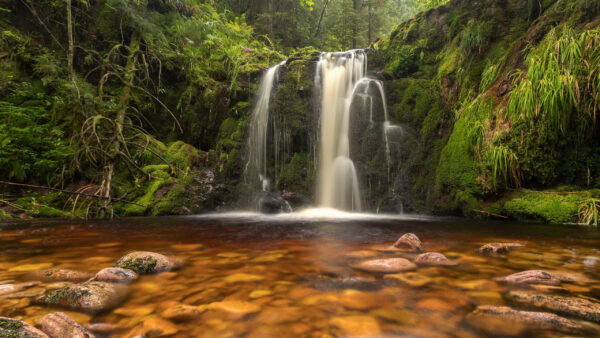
[
  {"left": 315, "top": 50, "right": 366, "bottom": 211},
  {"left": 244, "top": 60, "right": 286, "bottom": 192}
]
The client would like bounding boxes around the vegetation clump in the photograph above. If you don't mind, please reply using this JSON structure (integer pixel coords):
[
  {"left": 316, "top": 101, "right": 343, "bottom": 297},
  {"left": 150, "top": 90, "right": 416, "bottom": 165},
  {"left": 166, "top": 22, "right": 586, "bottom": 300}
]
[{"left": 115, "top": 258, "right": 158, "bottom": 274}]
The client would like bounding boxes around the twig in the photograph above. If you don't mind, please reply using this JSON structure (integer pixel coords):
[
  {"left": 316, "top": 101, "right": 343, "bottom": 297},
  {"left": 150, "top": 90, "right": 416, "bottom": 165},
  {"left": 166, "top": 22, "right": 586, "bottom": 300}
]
[
  {"left": 473, "top": 209, "right": 510, "bottom": 219},
  {"left": 0, "top": 181, "right": 144, "bottom": 207}
]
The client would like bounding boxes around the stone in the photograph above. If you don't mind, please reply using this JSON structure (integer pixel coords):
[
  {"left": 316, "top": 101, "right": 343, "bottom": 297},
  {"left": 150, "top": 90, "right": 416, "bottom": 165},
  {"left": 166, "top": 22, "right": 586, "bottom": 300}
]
[
  {"left": 31, "top": 269, "right": 93, "bottom": 282},
  {"left": 506, "top": 291, "right": 600, "bottom": 323},
  {"left": 416, "top": 298, "right": 457, "bottom": 311},
  {"left": 161, "top": 304, "right": 204, "bottom": 322},
  {"left": 497, "top": 270, "right": 560, "bottom": 285},
  {"left": 142, "top": 317, "right": 179, "bottom": 337},
  {"left": 88, "top": 267, "right": 138, "bottom": 284},
  {"left": 8, "top": 263, "right": 53, "bottom": 272},
  {"left": 338, "top": 290, "right": 385, "bottom": 310},
  {"left": 37, "top": 281, "right": 129, "bottom": 314},
  {"left": 257, "top": 306, "right": 303, "bottom": 324},
  {"left": 85, "top": 323, "right": 123, "bottom": 335},
  {"left": 208, "top": 301, "right": 261, "bottom": 320},
  {"left": 452, "top": 279, "right": 497, "bottom": 290},
  {"left": 392, "top": 233, "right": 422, "bottom": 251},
  {"left": 370, "top": 308, "right": 416, "bottom": 325},
  {"left": 6, "top": 287, "right": 46, "bottom": 299},
  {"left": 478, "top": 243, "right": 524, "bottom": 255},
  {"left": 354, "top": 258, "right": 417, "bottom": 274},
  {"left": 329, "top": 316, "right": 381, "bottom": 336},
  {"left": 40, "top": 312, "right": 95, "bottom": 338},
  {"left": 0, "top": 317, "right": 48, "bottom": 337},
  {"left": 0, "top": 281, "right": 39, "bottom": 296},
  {"left": 384, "top": 272, "right": 432, "bottom": 287},
  {"left": 224, "top": 273, "right": 265, "bottom": 284},
  {"left": 466, "top": 305, "right": 588, "bottom": 335},
  {"left": 114, "top": 251, "right": 178, "bottom": 274},
  {"left": 414, "top": 252, "right": 454, "bottom": 266}
]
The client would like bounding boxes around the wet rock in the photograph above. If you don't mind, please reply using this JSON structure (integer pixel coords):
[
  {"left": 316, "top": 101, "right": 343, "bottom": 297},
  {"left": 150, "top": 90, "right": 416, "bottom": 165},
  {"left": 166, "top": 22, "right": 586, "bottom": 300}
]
[
  {"left": 506, "top": 291, "right": 600, "bottom": 323},
  {"left": 414, "top": 252, "right": 454, "bottom": 266},
  {"left": 31, "top": 269, "right": 93, "bottom": 282},
  {"left": 114, "top": 251, "right": 178, "bottom": 274},
  {"left": 299, "top": 276, "right": 382, "bottom": 291},
  {"left": 256, "top": 192, "right": 292, "bottom": 214},
  {"left": 384, "top": 272, "right": 432, "bottom": 287},
  {"left": 392, "top": 233, "right": 422, "bottom": 252},
  {"left": 281, "top": 191, "right": 311, "bottom": 210},
  {"left": 0, "top": 317, "right": 48, "bottom": 337},
  {"left": 329, "top": 315, "right": 381, "bottom": 336},
  {"left": 85, "top": 323, "right": 123, "bottom": 335},
  {"left": 355, "top": 258, "right": 417, "bottom": 274},
  {"left": 0, "top": 281, "right": 39, "bottom": 296},
  {"left": 6, "top": 287, "right": 46, "bottom": 299},
  {"left": 161, "top": 304, "right": 204, "bottom": 322},
  {"left": 497, "top": 270, "right": 560, "bottom": 285},
  {"left": 40, "top": 312, "right": 95, "bottom": 338},
  {"left": 478, "top": 242, "right": 524, "bottom": 255},
  {"left": 257, "top": 306, "right": 303, "bottom": 324},
  {"left": 142, "top": 317, "right": 178, "bottom": 337},
  {"left": 87, "top": 267, "right": 138, "bottom": 284},
  {"left": 466, "top": 305, "right": 588, "bottom": 335},
  {"left": 37, "top": 281, "right": 129, "bottom": 314},
  {"left": 208, "top": 301, "right": 261, "bottom": 320}
]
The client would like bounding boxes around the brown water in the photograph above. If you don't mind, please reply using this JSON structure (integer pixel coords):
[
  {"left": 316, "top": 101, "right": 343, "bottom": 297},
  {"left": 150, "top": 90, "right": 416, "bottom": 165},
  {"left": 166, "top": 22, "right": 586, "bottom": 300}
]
[{"left": 1, "top": 213, "right": 599, "bottom": 337}]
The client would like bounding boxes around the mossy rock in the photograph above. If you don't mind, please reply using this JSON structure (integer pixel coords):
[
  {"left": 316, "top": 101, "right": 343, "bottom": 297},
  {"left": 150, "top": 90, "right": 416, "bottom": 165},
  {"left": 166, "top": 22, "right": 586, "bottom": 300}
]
[
  {"left": 114, "top": 251, "right": 178, "bottom": 274},
  {"left": 0, "top": 317, "right": 47, "bottom": 338},
  {"left": 167, "top": 141, "right": 204, "bottom": 170},
  {"left": 37, "top": 282, "right": 129, "bottom": 314}
]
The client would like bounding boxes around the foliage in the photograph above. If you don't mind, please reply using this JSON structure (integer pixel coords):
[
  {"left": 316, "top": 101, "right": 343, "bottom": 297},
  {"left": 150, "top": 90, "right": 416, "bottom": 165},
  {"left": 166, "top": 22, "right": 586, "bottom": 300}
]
[
  {"left": 483, "top": 144, "right": 520, "bottom": 189},
  {"left": 579, "top": 198, "right": 600, "bottom": 225}
]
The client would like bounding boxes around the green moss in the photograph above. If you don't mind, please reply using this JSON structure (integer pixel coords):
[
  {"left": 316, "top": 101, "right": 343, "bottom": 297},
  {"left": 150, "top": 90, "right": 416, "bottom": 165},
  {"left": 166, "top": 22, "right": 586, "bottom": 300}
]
[
  {"left": 0, "top": 319, "right": 22, "bottom": 338},
  {"left": 14, "top": 196, "right": 70, "bottom": 218},
  {"left": 0, "top": 210, "right": 12, "bottom": 221},
  {"left": 115, "top": 257, "right": 157, "bottom": 274},
  {"left": 166, "top": 141, "right": 203, "bottom": 170}
]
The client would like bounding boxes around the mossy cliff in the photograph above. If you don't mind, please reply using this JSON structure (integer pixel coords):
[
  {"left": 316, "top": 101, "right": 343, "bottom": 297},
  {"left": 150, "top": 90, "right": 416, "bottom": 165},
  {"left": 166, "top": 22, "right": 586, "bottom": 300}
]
[{"left": 370, "top": 0, "right": 600, "bottom": 223}]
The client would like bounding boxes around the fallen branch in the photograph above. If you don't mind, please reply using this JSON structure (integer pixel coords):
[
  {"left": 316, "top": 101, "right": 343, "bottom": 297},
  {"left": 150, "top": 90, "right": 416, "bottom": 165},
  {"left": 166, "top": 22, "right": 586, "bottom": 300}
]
[
  {"left": 0, "top": 181, "right": 144, "bottom": 207},
  {"left": 473, "top": 209, "right": 510, "bottom": 219}
]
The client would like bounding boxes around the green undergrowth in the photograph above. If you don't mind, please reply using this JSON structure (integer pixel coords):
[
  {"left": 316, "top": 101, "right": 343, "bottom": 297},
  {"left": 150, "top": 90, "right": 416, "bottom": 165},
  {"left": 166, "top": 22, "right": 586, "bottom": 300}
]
[{"left": 115, "top": 257, "right": 158, "bottom": 274}]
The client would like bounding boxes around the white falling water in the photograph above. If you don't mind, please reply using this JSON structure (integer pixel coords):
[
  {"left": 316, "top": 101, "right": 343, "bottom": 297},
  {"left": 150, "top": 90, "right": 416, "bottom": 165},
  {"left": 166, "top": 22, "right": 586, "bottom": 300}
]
[
  {"left": 245, "top": 60, "right": 286, "bottom": 192},
  {"left": 315, "top": 50, "right": 366, "bottom": 211}
]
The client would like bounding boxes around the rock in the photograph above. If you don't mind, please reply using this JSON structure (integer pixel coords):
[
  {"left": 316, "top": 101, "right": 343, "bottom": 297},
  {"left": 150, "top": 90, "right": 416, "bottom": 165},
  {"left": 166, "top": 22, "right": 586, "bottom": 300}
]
[
  {"left": 329, "top": 316, "right": 381, "bottom": 336},
  {"left": 37, "top": 281, "right": 129, "bottom": 314},
  {"left": 6, "top": 287, "right": 46, "bottom": 299},
  {"left": 300, "top": 276, "right": 382, "bottom": 291},
  {"left": 87, "top": 268, "right": 138, "bottom": 284},
  {"left": 40, "top": 312, "right": 95, "bottom": 338},
  {"left": 355, "top": 258, "right": 417, "bottom": 274},
  {"left": 384, "top": 272, "right": 432, "bottom": 287},
  {"left": 257, "top": 307, "right": 303, "bottom": 324},
  {"left": 497, "top": 270, "right": 560, "bottom": 285},
  {"left": 281, "top": 191, "right": 310, "bottom": 210},
  {"left": 31, "top": 269, "right": 93, "bottom": 282},
  {"left": 392, "top": 233, "right": 422, "bottom": 252},
  {"left": 338, "top": 290, "right": 385, "bottom": 310},
  {"left": 114, "top": 251, "right": 178, "bottom": 274},
  {"left": 466, "top": 305, "right": 588, "bottom": 335},
  {"left": 142, "top": 317, "right": 179, "bottom": 337},
  {"left": 414, "top": 252, "right": 454, "bottom": 266},
  {"left": 0, "top": 317, "right": 48, "bottom": 337},
  {"left": 224, "top": 273, "right": 265, "bottom": 284},
  {"left": 85, "top": 323, "right": 123, "bottom": 335},
  {"left": 506, "top": 291, "right": 600, "bottom": 323},
  {"left": 208, "top": 301, "right": 260, "bottom": 320},
  {"left": 478, "top": 242, "right": 524, "bottom": 255},
  {"left": 161, "top": 304, "right": 204, "bottom": 322},
  {"left": 0, "top": 282, "right": 40, "bottom": 296},
  {"left": 113, "top": 306, "right": 154, "bottom": 317},
  {"left": 256, "top": 192, "right": 292, "bottom": 214},
  {"left": 8, "top": 263, "right": 53, "bottom": 272}
]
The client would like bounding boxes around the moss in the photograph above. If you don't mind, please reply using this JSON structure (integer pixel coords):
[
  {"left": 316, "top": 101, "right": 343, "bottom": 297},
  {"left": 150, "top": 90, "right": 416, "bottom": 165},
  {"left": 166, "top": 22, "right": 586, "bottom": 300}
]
[
  {"left": 115, "top": 257, "right": 157, "bottom": 274},
  {"left": 0, "top": 210, "right": 12, "bottom": 221},
  {"left": 491, "top": 190, "right": 596, "bottom": 224},
  {"left": 14, "top": 196, "right": 70, "bottom": 218},
  {"left": 166, "top": 141, "right": 203, "bottom": 170},
  {"left": 0, "top": 319, "right": 22, "bottom": 338}
]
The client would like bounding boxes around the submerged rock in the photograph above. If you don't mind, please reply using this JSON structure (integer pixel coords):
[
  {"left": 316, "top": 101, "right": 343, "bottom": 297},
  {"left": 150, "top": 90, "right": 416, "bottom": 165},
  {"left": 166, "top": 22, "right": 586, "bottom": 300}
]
[
  {"left": 114, "top": 251, "right": 178, "bottom": 274},
  {"left": 466, "top": 305, "right": 589, "bottom": 335},
  {"left": 384, "top": 272, "right": 432, "bottom": 287},
  {"left": 31, "top": 269, "right": 93, "bottom": 282},
  {"left": 0, "top": 281, "right": 39, "bottom": 296},
  {"left": 88, "top": 268, "right": 138, "bottom": 284},
  {"left": 40, "top": 312, "right": 95, "bottom": 338},
  {"left": 299, "top": 276, "right": 382, "bottom": 291},
  {"left": 85, "top": 323, "right": 124, "bottom": 335},
  {"left": 208, "top": 301, "right": 261, "bottom": 320},
  {"left": 37, "top": 281, "right": 129, "bottom": 314},
  {"left": 0, "top": 317, "right": 48, "bottom": 338},
  {"left": 414, "top": 252, "right": 454, "bottom": 266},
  {"left": 497, "top": 270, "right": 560, "bottom": 285},
  {"left": 142, "top": 317, "right": 179, "bottom": 337},
  {"left": 478, "top": 243, "right": 524, "bottom": 255},
  {"left": 329, "top": 315, "right": 381, "bottom": 336},
  {"left": 392, "top": 233, "right": 423, "bottom": 252},
  {"left": 506, "top": 291, "right": 600, "bottom": 323},
  {"left": 161, "top": 304, "right": 205, "bottom": 322},
  {"left": 355, "top": 258, "right": 417, "bottom": 273}
]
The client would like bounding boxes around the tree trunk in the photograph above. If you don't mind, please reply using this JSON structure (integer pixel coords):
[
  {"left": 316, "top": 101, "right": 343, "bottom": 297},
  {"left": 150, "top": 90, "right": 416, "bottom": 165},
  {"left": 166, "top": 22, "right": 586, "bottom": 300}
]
[
  {"left": 315, "top": 0, "right": 331, "bottom": 37},
  {"left": 368, "top": 0, "right": 372, "bottom": 45},
  {"left": 66, "top": 0, "right": 80, "bottom": 101}
]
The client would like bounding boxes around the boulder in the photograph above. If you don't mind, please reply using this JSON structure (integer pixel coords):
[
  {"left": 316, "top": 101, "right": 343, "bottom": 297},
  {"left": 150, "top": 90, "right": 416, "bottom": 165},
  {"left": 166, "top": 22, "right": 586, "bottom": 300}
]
[
  {"left": 392, "top": 233, "right": 422, "bottom": 251},
  {"left": 0, "top": 282, "right": 39, "bottom": 296},
  {"left": 281, "top": 191, "right": 311, "bottom": 210},
  {"left": 114, "top": 251, "right": 178, "bottom": 274},
  {"left": 256, "top": 192, "right": 292, "bottom": 214},
  {"left": 354, "top": 258, "right": 417, "bottom": 274},
  {"left": 31, "top": 269, "right": 93, "bottom": 282},
  {"left": 88, "top": 268, "right": 138, "bottom": 284},
  {"left": 85, "top": 323, "right": 124, "bottom": 335},
  {"left": 37, "top": 281, "right": 129, "bottom": 314},
  {"left": 40, "top": 312, "right": 95, "bottom": 338},
  {"left": 0, "top": 317, "right": 48, "bottom": 338},
  {"left": 466, "top": 305, "right": 589, "bottom": 335},
  {"left": 497, "top": 270, "right": 560, "bottom": 285},
  {"left": 506, "top": 291, "right": 600, "bottom": 323},
  {"left": 414, "top": 252, "right": 454, "bottom": 266},
  {"left": 478, "top": 243, "right": 524, "bottom": 255}
]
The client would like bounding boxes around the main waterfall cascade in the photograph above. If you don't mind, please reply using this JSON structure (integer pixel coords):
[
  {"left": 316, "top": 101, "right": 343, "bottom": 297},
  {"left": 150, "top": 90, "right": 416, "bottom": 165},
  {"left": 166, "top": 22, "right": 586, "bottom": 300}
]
[{"left": 245, "top": 50, "right": 403, "bottom": 212}]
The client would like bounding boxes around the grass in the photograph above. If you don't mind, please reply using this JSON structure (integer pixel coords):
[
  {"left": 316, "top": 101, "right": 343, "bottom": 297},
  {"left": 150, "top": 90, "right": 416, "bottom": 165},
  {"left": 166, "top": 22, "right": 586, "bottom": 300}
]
[
  {"left": 484, "top": 144, "right": 521, "bottom": 189},
  {"left": 578, "top": 198, "right": 600, "bottom": 225}
]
